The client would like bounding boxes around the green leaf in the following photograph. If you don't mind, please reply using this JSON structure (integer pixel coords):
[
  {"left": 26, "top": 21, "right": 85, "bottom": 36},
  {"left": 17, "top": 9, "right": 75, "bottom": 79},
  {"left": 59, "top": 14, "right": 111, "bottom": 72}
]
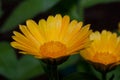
[
  {"left": 80, "top": 0, "right": 120, "bottom": 8},
  {"left": 0, "top": 42, "right": 17, "bottom": 79},
  {"left": 68, "top": 5, "right": 83, "bottom": 21},
  {"left": 58, "top": 54, "right": 80, "bottom": 70},
  {"left": 0, "top": 42, "right": 44, "bottom": 80},
  {"left": 1, "top": 0, "right": 60, "bottom": 32},
  {"left": 111, "top": 65, "right": 120, "bottom": 80},
  {"left": 77, "top": 60, "right": 91, "bottom": 73},
  {"left": 63, "top": 72, "right": 99, "bottom": 80},
  {"left": 77, "top": 57, "right": 101, "bottom": 80},
  {"left": 17, "top": 55, "right": 44, "bottom": 80}
]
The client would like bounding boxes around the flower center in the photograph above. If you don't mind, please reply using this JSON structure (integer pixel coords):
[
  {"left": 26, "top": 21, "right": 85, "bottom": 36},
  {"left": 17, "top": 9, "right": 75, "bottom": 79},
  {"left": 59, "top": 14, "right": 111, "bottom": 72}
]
[
  {"left": 92, "top": 53, "right": 117, "bottom": 65},
  {"left": 40, "top": 41, "right": 67, "bottom": 58}
]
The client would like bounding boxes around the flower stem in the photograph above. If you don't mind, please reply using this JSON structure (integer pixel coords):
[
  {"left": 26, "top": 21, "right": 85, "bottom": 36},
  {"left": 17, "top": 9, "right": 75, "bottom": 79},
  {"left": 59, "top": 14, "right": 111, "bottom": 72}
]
[
  {"left": 101, "top": 71, "right": 107, "bottom": 80},
  {"left": 47, "top": 63, "right": 59, "bottom": 80}
]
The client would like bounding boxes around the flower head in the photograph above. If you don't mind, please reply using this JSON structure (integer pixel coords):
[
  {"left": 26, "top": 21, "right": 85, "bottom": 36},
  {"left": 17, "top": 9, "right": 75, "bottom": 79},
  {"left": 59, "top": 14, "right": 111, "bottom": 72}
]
[
  {"left": 80, "top": 30, "right": 120, "bottom": 71},
  {"left": 11, "top": 14, "right": 91, "bottom": 59}
]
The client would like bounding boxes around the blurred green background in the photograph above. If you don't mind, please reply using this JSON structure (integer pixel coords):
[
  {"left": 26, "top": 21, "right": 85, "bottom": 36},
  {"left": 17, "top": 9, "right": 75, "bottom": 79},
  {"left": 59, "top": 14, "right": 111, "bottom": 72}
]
[{"left": 0, "top": 0, "right": 120, "bottom": 80}]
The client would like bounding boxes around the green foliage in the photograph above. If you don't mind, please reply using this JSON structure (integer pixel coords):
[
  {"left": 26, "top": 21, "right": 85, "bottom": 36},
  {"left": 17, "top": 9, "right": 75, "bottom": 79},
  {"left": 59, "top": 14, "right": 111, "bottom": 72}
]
[
  {"left": 80, "top": 0, "right": 120, "bottom": 8},
  {"left": 68, "top": 4, "right": 83, "bottom": 21},
  {"left": 111, "top": 66, "right": 120, "bottom": 80},
  {"left": 59, "top": 54, "right": 79, "bottom": 70},
  {"left": 0, "top": 42, "right": 44, "bottom": 80},
  {"left": 76, "top": 59, "right": 101, "bottom": 80},
  {"left": 0, "top": 42, "right": 17, "bottom": 79},
  {"left": 0, "top": 0, "right": 60, "bottom": 32},
  {"left": 16, "top": 55, "right": 45, "bottom": 80}
]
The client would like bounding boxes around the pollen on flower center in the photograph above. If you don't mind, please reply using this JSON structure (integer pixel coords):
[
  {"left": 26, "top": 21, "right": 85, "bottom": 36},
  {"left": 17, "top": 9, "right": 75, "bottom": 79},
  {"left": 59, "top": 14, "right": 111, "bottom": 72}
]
[
  {"left": 40, "top": 41, "right": 67, "bottom": 58},
  {"left": 92, "top": 53, "right": 117, "bottom": 65}
]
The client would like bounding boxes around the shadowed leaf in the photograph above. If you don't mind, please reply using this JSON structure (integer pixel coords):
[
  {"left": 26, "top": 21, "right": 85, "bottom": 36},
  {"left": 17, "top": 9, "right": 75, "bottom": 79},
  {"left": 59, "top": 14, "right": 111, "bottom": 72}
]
[{"left": 1, "top": 0, "right": 59, "bottom": 32}]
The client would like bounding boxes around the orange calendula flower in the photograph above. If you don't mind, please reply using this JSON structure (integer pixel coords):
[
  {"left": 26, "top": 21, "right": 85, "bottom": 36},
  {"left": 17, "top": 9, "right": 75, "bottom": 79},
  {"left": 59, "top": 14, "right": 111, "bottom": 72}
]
[
  {"left": 11, "top": 14, "right": 91, "bottom": 59},
  {"left": 80, "top": 30, "right": 120, "bottom": 71}
]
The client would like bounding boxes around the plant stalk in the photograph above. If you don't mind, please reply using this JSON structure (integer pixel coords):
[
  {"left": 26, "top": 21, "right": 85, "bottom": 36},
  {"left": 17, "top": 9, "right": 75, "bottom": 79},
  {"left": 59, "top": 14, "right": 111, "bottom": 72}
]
[
  {"left": 101, "top": 71, "right": 107, "bottom": 80},
  {"left": 47, "top": 63, "right": 59, "bottom": 80}
]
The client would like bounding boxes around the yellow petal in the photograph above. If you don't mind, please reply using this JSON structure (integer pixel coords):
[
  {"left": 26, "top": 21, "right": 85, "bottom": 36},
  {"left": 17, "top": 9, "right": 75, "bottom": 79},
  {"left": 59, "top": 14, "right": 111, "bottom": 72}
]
[
  {"left": 11, "top": 42, "right": 38, "bottom": 55},
  {"left": 59, "top": 15, "right": 70, "bottom": 41},
  {"left": 19, "top": 25, "right": 40, "bottom": 49},
  {"left": 26, "top": 20, "right": 45, "bottom": 44}
]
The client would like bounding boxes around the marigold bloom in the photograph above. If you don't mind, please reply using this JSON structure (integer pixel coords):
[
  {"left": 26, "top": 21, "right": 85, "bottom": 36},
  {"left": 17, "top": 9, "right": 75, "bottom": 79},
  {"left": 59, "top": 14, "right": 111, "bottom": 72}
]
[
  {"left": 11, "top": 14, "right": 91, "bottom": 59},
  {"left": 80, "top": 30, "right": 120, "bottom": 71}
]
